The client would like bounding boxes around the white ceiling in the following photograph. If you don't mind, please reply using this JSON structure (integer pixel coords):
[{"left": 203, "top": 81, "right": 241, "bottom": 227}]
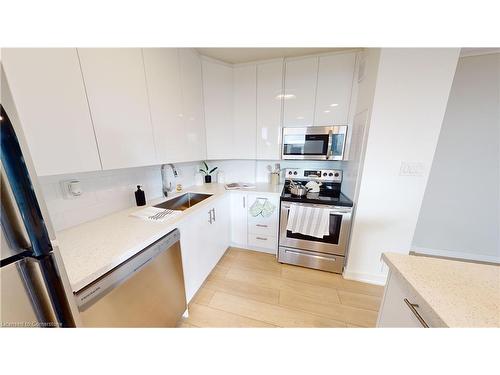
[{"left": 196, "top": 48, "right": 354, "bottom": 64}]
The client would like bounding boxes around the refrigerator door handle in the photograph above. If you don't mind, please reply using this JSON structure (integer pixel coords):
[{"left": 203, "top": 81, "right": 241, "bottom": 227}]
[{"left": 1, "top": 104, "right": 53, "bottom": 257}]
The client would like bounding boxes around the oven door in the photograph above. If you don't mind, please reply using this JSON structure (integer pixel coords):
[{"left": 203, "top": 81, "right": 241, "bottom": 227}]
[
  {"left": 282, "top": 127, "right": 330, "bottom": 160},
  {"left": 279, "top": 201, "right": 352, "bottom": 256}
]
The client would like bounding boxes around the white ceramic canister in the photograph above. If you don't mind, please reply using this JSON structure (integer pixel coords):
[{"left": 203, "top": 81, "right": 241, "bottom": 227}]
[{"left": 217, "top": 171, "right": 226, "bottom": 184}]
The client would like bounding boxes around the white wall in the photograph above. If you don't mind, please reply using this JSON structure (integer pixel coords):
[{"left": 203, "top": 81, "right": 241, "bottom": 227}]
[
  {"left": 412, "top": 53, "right": 500, "bottom": 263},
  {"left": 342, "top": 49, "right": 381, "bottom": 202},
  {"left": 344, "top": 48, "right": 460, "bottom": 285}
]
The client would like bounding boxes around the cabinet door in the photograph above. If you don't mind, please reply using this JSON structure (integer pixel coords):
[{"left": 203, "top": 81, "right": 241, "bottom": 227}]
[
  {"left": 179, "top": 197, "right": 230, "bottom": 302},
  {"left": 179, "top": 49, "right": 207, "bottom": 162},
  {"left": 377, "top": 271, "right": 428, "bottom": 328},
  {"left": 2, "top": 48, "right": 101, "bottom": 176},
  {"left": 142, "top": 48, "right": 185, "bottom": 164},
  {"left": 210, "top": 195, "right": 231, "bottom": 262},
  {"left": 202, "top": 59, "right": 233, "bottom": 159},
  {"left": 233, "top": 64, "right": 257, "bottom": 159},
  {"left": 283, "top": 56, "right": 318, "bottom": 127},
  {"left": 256, "top": 60, "right": 283, "bottom": 160},
  {"left": 315, "top": 52, "right": 356, "bottom": 125},
  {"left": 78, "top": 48, "right": 156, "bottom": 170},
  {"left": 179, "top": 209, "right": 212, "bottom": 302},
  {"left": 230, "top": 192, "right": 248, "bottom": 247}
]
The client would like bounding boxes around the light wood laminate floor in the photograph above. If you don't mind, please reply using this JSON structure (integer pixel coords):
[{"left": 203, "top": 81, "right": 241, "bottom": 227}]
[{"left": 178, "top": 248, "right": 384, "bottom": 328}]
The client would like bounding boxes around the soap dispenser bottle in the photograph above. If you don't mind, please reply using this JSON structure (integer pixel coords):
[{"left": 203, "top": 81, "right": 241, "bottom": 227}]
[{"left": 135, "top": 185, "right": 146, "bottom": 206}]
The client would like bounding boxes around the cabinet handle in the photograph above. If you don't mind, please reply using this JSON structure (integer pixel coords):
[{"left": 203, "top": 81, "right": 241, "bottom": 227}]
[
  {"left": 256, "top": 224, "right": 268, "bottom": 228},
  {"left": 243, "top": 196, "right": 246, "bottom": 208},
  {"left": 403, "top": 298, "right": 429, "bottom": 328},
  {"left": 208, "top": 210, "right": 212, "bottom": 224},
  {"left": 256, "top": 237, "right": 267, "bottom": 241},
  {"left": 212, "top": 208, "right": 216, "bottom": 222}
]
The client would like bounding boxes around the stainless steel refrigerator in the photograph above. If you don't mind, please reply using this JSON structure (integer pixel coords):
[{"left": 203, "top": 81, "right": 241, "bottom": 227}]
[{"left": 1, "top": 67, "right": 79, "bottom": 327}]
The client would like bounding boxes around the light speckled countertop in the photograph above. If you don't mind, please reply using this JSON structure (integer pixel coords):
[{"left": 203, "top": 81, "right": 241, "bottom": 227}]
[
  {"left": 56, "top": 183, "right": 283, "bottom": 292},
  {"left": 382, "top": 253, "right": 500, "bottom": 327}
]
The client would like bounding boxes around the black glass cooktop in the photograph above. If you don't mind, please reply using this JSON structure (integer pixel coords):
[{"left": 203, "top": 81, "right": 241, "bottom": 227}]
[{"left": 281, "top": 181, "right": 354, "bottom": 207}]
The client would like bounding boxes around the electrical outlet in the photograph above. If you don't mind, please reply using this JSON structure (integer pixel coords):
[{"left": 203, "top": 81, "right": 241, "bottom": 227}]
[
  {"left": 399, "top": 161, "right": 425, "bottom": 177},
  {"left": 60, "top": 180, "right": 83, "bottom": 199}
]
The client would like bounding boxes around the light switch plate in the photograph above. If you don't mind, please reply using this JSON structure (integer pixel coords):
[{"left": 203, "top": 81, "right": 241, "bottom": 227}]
[{"left": 399, "top": 161, "right": 425, "bottom": 177}]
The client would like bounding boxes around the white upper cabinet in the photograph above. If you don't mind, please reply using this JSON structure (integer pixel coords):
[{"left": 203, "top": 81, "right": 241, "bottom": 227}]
[
  {"left": 233, "top": 64, "right": 257, "bottom": 159},
  {"left": 142, "top": 48, "right": 186, "bottom": 164},
  {"left": 178, "top": 49, "right": 207, "bottom": 162},
  {"left": 202, "top": 58, "right": 234, "bottom": 160},
  {"left": 78, "top": 48, "right": 156, "bottom": 170},
  {"left": 256, "top": 59, "right": 283, "bottom": 160},
  {"left": 314, "top": 52, "right": 357, "bottom": 125},
  {"left": 283, "top": 56, "right": 319, "bottom": 127},
  {"left": 2, "top": 48, "right": 102, "bottom": 176}
]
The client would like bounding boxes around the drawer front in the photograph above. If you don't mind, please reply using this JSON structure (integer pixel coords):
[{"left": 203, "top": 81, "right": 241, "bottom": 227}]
[
  {"left": 248, "top": 233, "right": 278, "bottom": 251},
  {"left": 278, "top": 246, "right": 344, "bottom": 274},
  {"left": 248, "top": 221, "right": 278, "bottom": 236}
]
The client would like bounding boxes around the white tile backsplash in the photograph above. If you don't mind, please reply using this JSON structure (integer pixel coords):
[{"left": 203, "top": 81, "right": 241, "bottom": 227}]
[
  {"left": 39, "top": 165, "right": 164, "bottom": 231},
  {"left": 40, "top": 160, "right": 224, "bottom": 231},
  {"left": 255, "top": 160, "right": 345, "bottom": 184},
  {"left": 40, "top": 158, "right": 351, "bottom": 232}
]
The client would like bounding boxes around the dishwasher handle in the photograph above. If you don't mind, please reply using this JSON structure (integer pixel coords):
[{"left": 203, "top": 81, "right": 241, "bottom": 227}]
[{"left": 75, "top": 229, "right": 181, "bottom": 311}]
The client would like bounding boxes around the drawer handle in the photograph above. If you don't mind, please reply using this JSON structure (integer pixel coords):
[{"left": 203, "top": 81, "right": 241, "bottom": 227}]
[
  {"left": 256, "top": 237, "right": 267, "bottom": 241},
  {"left": 403, "top": 298, "right": 429, "bottom": 328},
  {"left": 286, "top": 249, "right": 336, "bottom": 261},
  {"left": 256, "top": 224, "right": 268, "bottom": 228}
]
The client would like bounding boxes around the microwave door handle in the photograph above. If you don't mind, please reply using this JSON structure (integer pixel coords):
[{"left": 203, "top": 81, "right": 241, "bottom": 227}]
[{"left": 326, "top": 130, "right": 333, "bottom": 159}]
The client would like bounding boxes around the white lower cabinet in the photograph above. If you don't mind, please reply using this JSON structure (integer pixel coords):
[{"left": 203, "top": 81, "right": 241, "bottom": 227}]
[
  {"left": 377, "top": 270, "right": 441, "bottom": 328},
  {"left": 246, "top": 193, "right": 279, "bottom": 254},
  {"left": 230, "top": 192, "right": 248, "bottom": 248},
  {"left": 179, "top": 195, "right": 230, "bottom": 302},
  {"left": 230, "top": 192, "right": 280, "bottom": 254}
]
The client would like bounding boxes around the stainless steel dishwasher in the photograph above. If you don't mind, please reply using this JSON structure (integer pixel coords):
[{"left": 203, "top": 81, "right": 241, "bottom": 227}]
[{"left": 75, "top": 229, "right": 187, "bottom": 327}]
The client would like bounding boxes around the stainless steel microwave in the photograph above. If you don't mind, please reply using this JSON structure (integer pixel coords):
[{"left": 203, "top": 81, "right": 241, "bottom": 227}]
[{"left": 282, "top": 126, "right": 347, "bottom": 160}]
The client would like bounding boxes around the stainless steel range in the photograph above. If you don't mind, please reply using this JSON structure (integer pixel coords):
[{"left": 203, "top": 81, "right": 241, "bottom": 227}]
[{"left": 278, "top": 168, "right": 354, "bottom": 274}]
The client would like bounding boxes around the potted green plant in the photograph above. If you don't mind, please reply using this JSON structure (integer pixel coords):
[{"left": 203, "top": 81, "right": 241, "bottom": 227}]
[{"left": 199, "top": 161, "right": 218, "bottom": 183}]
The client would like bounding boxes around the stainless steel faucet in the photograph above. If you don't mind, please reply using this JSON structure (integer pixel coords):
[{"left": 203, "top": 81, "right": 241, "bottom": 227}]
[{"left": 161, "top": 164, "right": 178, "bottom": 197}]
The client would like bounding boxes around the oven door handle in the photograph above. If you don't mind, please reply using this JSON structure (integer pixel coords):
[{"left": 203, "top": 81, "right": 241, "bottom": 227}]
[
  {"left": 281, "top": 202, "right": 351, "bottom": 214},
  {"left": 285, "top": 249, "right": 337, "bottom": 262}
]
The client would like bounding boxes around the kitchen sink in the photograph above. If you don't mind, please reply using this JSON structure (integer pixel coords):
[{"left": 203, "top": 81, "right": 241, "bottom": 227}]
[{"left": 154, "top": 193, "right": 212, "bottom": 211}]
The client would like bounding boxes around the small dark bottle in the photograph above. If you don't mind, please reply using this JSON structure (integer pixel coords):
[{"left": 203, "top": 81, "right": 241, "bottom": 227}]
[{"left": 135, "top": 185, "right": 146, "bottom": 206}]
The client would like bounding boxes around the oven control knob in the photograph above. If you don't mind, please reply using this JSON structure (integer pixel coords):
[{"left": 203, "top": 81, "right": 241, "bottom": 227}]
[
  {"left": 293, "top": 171, "right": 298, "bottom": 175},
  {"left": 288, "top": 171, "right": 293, "bottom": 175},
  {"left": 323, "top": 173, "right": 327, "bottom": 177},
  {"left": 334, "top": 172, "right": 339, "bottom": 177},
  {"left": 328, "top": 173, "right": 333, "bottom": 177}
]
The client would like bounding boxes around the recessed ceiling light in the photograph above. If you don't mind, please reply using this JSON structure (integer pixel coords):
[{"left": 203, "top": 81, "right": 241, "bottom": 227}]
[
  {"left": 324, "top": 110, "right": 331, "bottom": 113},
  {"left": 329, "top": 103, "right": 339, "bottom": 107},
  {"left": 296, "top": 116, "right": 304, "bottom": 120}
]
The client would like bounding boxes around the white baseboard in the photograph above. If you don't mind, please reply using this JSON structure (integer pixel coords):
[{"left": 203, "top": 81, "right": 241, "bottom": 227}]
[
  {"left": 411, "top": 246, "right": 500, "bottom": 264},
  {"left": 230, "top": 242, "right": 277, "bottom": 255},
  {"left": 343, "top": 269, "right": 387, "bottom": 286}
]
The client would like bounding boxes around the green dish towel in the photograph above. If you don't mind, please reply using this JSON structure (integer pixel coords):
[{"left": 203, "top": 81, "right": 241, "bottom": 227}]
[{"left": 249, "top": 198, "right": 276, "bottom": 218}]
